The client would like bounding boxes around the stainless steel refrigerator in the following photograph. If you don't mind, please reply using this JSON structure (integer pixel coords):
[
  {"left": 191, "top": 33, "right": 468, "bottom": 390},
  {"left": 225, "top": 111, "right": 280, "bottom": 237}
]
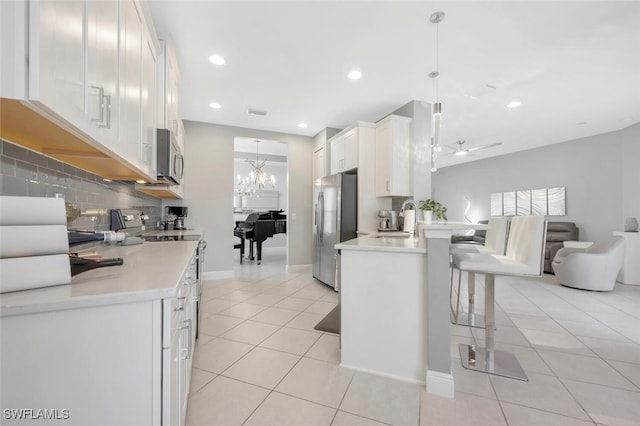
[{"left": 313, "top": 173, "right": 357, "bottom": 289}]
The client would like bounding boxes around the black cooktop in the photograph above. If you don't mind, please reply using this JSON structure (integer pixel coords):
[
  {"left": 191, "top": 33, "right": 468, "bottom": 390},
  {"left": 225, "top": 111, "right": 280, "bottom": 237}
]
[{"left": 143, "top": 235, "right": 201, "bottom": 242}]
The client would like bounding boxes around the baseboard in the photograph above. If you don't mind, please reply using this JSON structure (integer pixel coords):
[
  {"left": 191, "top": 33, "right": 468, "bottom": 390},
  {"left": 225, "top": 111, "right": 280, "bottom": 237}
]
[
  {"left": 202, "top": 270, "right": 234, "bottom": 280},
  {"left": 426, "top": 370, "right": 455, "bottom": 398},
  {"left": 286, "top": 263, "right": 312, "bottom": 273},
  {"left": 340, "top": 363, "right": 426, "bottom": 386}
]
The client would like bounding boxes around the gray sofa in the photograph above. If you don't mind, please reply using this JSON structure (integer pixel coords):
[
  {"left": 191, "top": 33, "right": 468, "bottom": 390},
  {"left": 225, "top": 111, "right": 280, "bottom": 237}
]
[
  {"left": 544, "top": 222, "right": 579, "bottom": 274},
  {"left": 450, "top": 220, "right": 488, "bottom": 245}
]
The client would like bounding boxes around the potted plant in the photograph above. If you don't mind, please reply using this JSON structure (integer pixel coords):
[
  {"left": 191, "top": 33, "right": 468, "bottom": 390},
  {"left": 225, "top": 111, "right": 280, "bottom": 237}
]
[{"left": 418, "top": 199, "right": 448, "bottom": 223}]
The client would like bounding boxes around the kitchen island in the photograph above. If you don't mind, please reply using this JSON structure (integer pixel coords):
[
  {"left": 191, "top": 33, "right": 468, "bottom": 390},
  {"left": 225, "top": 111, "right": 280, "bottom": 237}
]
[
  {"left": 336, "top": 223, "right": 487, "bottom": 398},
  {"left": 1, "top": 237, "right": 202, "bottom": 426},
  {"left": 336, "top": 234, "right": 427, "bottom": 385}
]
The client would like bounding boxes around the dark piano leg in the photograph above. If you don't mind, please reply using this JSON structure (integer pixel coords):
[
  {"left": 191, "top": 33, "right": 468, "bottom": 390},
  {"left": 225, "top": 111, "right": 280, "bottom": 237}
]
[
  {"left": 249, "top": 241, "right": 255, "bottom": 261},
  {"left": 257, "top": 242, "right": 263, "bottom": 265},
  {"left": 240, "top": 238, "right": 245, "bottom": 264}
]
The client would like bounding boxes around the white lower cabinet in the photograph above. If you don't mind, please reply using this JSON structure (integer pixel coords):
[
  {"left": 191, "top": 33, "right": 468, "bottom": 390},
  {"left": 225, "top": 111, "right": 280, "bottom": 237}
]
[
  {"left": 0, "top": 253, "right": 198, "bottom": 426},
  {"left": 162, "top": 272, "right": 195, "bottom": 426}
]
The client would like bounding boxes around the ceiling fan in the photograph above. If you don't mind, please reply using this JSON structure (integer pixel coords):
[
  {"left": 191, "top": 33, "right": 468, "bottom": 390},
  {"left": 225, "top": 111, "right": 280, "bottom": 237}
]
[{"left": 443, "top": 140, "right": 502, "bottom": 156}]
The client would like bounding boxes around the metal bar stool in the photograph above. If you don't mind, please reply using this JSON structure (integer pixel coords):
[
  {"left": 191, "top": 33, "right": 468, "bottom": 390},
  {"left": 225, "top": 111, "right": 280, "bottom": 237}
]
[
  {"left": 452, "top": 215, "right": 547, "bottom": 381},
  {"left": 449, "top": 217, "right": 510, "bottom": 328}
]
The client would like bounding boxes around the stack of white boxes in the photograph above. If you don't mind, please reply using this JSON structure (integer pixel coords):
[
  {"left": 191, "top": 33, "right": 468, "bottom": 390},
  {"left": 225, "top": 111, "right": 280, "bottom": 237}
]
[{"left": 0, "top": 196, "right": 71, "bottom": 293}]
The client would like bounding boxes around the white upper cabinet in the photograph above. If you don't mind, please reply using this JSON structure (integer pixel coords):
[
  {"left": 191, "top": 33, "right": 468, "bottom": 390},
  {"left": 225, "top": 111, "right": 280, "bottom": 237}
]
[
  {"left": 28, "top": 0, "right": 88, "bottom": 133},
  {"left": 375, "top": 115, "right": 412, "bottom": 197},
  {"left": 86, "top": 0, "right": 119, "bottom": 146},
  {"left": 1, "top": 0, "right": 159, "bottom": 183},
  {"left": 154, "top": 39, "right": 184, "bottom": 197},
  {"left": 140, "top": 25, "right": 158, "bottom": 178},
  {"left": 330, "top": 128, "right": 358, "bottom": 175},
  {"left": 157, "top": 39, "right": 181, "bottom": 136},
  {"left": 119, "top": 0, "right": 143, "bottom": 164}
]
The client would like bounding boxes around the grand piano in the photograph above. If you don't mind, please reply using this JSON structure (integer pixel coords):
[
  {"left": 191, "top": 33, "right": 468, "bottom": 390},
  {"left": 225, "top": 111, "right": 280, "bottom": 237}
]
[{"left": 234, "top": 210, "right": 286, "bottom": 264}]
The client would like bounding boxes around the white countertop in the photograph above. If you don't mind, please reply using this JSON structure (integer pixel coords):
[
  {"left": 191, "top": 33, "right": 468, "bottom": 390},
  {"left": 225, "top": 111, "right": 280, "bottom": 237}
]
[
  {"left": 335, "top": 233, "right": 426, "bottom": 254},
  {"left": 0, "top": 240, "right": 199, "bottom": 317},
  {"left": 421, "top": 222, "right": 489, "bottom": 240}
]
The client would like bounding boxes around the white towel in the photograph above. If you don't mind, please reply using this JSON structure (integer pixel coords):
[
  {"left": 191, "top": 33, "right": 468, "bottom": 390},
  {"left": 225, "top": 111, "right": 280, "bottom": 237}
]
[
  {"left": 0, "top": 196, "right": 66, "bottom": 225},
  {"left": 403, "top": 210, "right": 415, "bottom": 234},
  {"left": 0, "top": 225, "right": 69, "bottom": 258},
  {"left": 1, "top": 254, "right": 71, "bottom": 293}
]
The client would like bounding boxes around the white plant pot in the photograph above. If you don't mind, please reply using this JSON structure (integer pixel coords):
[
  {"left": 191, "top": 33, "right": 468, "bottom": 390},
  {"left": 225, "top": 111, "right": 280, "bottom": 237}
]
[{"left": 423, "top": 210, "right": 433, "bottom": 224}]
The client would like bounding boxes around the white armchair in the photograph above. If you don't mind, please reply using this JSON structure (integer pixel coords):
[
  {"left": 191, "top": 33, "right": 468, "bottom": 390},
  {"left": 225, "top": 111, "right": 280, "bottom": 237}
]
[{"left": 552, "top": 236, "right": 625, "bottom": 291}]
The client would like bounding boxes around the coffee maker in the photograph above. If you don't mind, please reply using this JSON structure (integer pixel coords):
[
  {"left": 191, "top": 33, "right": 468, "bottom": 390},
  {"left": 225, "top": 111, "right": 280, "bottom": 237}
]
[
  {"left": 167, "top": 206, "right": 188, "bottom": 230},
  {"left": 378, "top": 210, "right": 398, "bottom": 231}
]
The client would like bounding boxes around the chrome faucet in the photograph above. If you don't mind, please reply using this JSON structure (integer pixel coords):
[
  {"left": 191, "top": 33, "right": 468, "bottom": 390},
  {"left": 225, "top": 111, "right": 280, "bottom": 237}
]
[{"left": 400, "top": 199, "right": 418, "bottom": 235}]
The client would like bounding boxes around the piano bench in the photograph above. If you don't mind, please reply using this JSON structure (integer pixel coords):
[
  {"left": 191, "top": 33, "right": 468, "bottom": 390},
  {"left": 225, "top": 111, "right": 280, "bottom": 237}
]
[{"left": 234, "top": 242, "right": 245, "bottom": 264}]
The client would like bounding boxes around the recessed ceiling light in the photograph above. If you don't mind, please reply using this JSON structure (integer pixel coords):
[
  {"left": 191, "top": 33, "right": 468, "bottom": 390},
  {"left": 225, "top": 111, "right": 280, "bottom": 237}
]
[
  {"left": 136, "top": 180, "right": 146, "bottom": 184},
  {"left": 209, "top": 102, "right": 222, "bottom": 109},
  {"left": 102, "top": 178, "right": 112, "bottom": 182},
  {"left": 298, "top": 122, "right": 308, "bottom": 128},
  {"left": 208, "top": 55, "right": 226, "bottom": 65},
  {"left": 347, "top": 70, "right": 362, "bottom": 80},
  {"left": 506, "top": 101, "right": 521, "bottom": 108}
]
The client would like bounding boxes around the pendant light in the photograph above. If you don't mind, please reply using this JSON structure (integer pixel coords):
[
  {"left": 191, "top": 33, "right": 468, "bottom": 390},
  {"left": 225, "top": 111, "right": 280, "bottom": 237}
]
[
  {"left": 429, "top": 11, "right": 445, "bottom": 172},
  {"left": 235, "top": 140, "right": 276, "bottom": 196}
]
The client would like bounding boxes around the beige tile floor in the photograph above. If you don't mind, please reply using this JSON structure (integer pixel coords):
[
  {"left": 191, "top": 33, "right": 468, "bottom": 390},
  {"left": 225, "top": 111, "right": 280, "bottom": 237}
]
[{"left": 186, "top": 248, "right": 640, "bottom": 425}]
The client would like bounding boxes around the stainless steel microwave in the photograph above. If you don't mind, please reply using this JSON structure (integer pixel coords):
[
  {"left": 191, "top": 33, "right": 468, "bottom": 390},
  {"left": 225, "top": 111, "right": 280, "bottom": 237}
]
[{"left": 157, "top": 129, "right": 184, "bottom": 185}]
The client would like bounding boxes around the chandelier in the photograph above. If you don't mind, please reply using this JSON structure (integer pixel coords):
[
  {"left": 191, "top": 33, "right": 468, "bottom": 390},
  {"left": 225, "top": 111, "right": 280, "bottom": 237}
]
[
  {"left": 429, "top": 11, "right": 445, "bottom": 172},
  {"left": 235, "top": 140, "right": 276, "bottom": 196}
]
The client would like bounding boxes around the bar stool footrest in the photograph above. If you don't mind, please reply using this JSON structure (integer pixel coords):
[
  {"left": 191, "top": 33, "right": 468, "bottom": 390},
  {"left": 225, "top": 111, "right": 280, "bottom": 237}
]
[
  {"left": 450, "top": 312, "right": 486, "bottom": 329},
  {"left": 459, "top": 344, "right": 528, "bottom": 381}
]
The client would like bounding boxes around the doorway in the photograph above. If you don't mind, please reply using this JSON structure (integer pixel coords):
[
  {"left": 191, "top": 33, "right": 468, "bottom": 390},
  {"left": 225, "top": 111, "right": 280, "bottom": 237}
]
[{"left": 232, "top": 137, "right": 288, "bottom": 270}]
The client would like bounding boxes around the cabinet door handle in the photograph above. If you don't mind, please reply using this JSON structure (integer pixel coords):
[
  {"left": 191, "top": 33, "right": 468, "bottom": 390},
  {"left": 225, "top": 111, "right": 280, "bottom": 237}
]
[
  {"left": 179, "top": 319, "right": 192, "bottom": 360},
  {"left": 174, "top": 296, "right": 186, "bottom": 311},
  {"left": 90, "top": 86, "right": 104, "bottom": 123},
  {"left": 98, "top": 95, "right": 111, "bottom": 129}
]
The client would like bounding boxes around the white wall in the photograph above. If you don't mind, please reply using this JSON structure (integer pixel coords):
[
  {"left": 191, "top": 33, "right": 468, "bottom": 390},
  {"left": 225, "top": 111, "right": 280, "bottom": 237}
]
[
  {"left": 621, "top": 123, "right": 640, "bottom": 222},
  {"left": 432, "top": 123, "right": 640, "bottom": 242},
  {"left": 172, "top": 121, "right": 313, "bottom": 273}
]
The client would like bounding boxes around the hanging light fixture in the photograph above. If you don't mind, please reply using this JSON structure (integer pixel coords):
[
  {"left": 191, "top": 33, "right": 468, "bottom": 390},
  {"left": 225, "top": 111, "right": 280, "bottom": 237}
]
[
  {"left": 235, "top": 140, "right": 276, "bottom": 196},
  {"left": 429, "top": 11, "right": 445, "bottom": 172}
]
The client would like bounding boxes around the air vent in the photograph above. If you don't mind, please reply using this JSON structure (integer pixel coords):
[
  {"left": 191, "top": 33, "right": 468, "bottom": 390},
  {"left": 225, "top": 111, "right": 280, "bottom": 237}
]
[{"left": 248, "top": 108, "right": 268, "bottom": 116}]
